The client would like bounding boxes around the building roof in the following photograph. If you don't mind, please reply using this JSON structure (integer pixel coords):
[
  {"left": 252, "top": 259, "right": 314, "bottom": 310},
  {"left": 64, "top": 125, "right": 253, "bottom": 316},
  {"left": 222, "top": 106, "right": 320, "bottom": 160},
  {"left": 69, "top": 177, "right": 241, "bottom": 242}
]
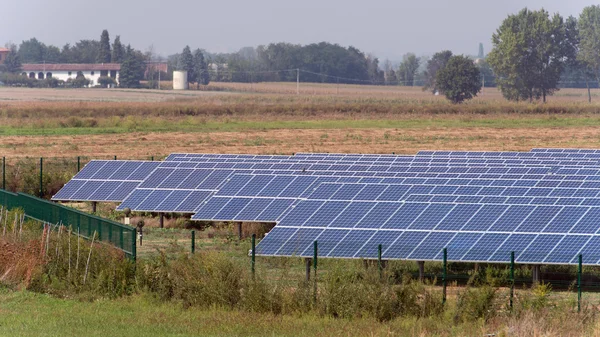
[
  {"left": 21, "top": 63, "right": 121, "bottom": 71},
  {"left": 0, "top": 48, "right": 10, "bottom": 53}
]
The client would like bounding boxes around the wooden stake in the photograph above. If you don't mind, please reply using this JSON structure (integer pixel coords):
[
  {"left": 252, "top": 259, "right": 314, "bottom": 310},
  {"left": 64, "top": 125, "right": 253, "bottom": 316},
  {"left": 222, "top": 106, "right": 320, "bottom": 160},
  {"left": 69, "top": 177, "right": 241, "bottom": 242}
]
[{"left": 83, "top": 231, "right": 96, "bottom": 285}]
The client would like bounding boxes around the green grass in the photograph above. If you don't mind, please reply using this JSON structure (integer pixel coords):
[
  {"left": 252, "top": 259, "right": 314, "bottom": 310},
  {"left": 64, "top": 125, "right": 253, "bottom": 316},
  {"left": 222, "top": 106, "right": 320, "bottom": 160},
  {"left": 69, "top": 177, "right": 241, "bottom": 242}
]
[
  {"left": 0, "top": 288, "right": 457, "bottom": 337},
  {"left": 3, "top": 116, "right": 600, "bottom": 136}
]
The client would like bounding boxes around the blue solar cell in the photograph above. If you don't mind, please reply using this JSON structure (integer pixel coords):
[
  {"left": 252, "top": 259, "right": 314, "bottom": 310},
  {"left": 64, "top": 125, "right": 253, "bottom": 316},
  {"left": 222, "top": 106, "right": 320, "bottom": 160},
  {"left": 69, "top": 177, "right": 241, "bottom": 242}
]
[
  {"left": 310, "top": 229, "right": 351, "bottom": 256},
  {"left": 137, "top": 190, "right": 173, "bottom": 211},
  {"left": 89, "top": 181, "right": 123, "bottom": 201},
  {"left": 73, "top": 161, "right": 107, "bottom": 179},
  {"left": 277, "top": 227, "right": 323, "bottom": 256},
  {"left": 462, "top": 204, "right": 509, "bottom": 231},
  {"left": 437, "top": 232, "right": 482, "bottom": 261},
  {"left": 129, "top": 162, "right": 160, "bottom": 181},
  {"left": 279, "top": 176, "right": 316, "bottom": 198},
  {"left": 158, "top": 169, "right": 194, "bottom": 189},
  {"left": 198, "top": 170, "right": 233, "bottom": 189},
  {"left": 256, "top": 199, "right": 295, "bottom": 221},
  {"left": 516, "top": 206, "right": 562, "bottom": 233},
  {"left": 501, "top": 187, "right": 529, "bottom": 197},
  {"left": 107, "top": 181, "right": 139, "bottom": 201},
  {"left": 233, "top": 198, "right": 273, "bottom": 221},
  {"left": 461, "top": 233, "right": 509, "bottom": 262},
  {"left": 455, "top": 195, "right": 484, "bottom": 204},
  {"left": 331, "top": 184, "right": 366, "bottom": 200},
  {"left": 435, "top": 204, "right": 482, "bottom": 231},
  {"left": 192, "top": 197, "right": 231, "bottom": 220},
  {"left": 238, "top": 175, "right": 276, "bottom": 196},
  {"left": 382, "top": 203, "right": 429, "bottom": 230},
  {"left": 531, "top": 197, "right": 559, "bottom": 205},
  {"left": 518, "top": 235, "right": 562, "bottom": 262},
  {"left": 305, "top": 201, "right": 349, "bottom": 227},
  {"left": 409, "top": 232, "right": 456, "bottom": 260},
  {"left": 116, "top": 189, "right": 149, "bottom": 210},
  {"left": 573, "top": 236, "right": 600, "bottom": 264},
  {"left": 91, "top": 161, "right": 125, "bottom": 179},
  {"left": 384, "top": 231, "right": 428, "bottom": 259},
  {"left": 155, "top": 190, "right": 192, "bottom": 211},
  {"left": 490, "top": 234, "right": 536, "bottom": 262},
  {"left": 177, "top": 169, "right": 213, "bottom": 189},
  {"left": 176, "top": 191, "right": 212, "bottom": 213},
  {"left": 109, "top": 161, "right": 143, "bottom": 180},
  {"left": 257, "top": 176, "right": 295, "bottom": 197},
  {"left": 256, "top": 227, "right": 299, "bottom": 255},
  {"left": 328, "top": 230, "right": 376, "bottom": 257},
  {"left": 309, "top": 184, "right": 342, "bottom": 200},
  {"left": 70, "top": 181, "right": 104, "bottom": 200},
  {"left": 328, "top": 202, "right": 375, "bottom": 228},
  {"left": 52, "top": 180, "right": 86, "bottom": 200},
  {"left": 279, "top": 200, "right": 324, "bottom": 226},
  {"left": 357, "top": 203, "right": 399, "bottom": 229},
  {"left": 377, "top": 185, "right": 411, "bottom": 201},
  {"left": 544, "top": 235, "right": 590, "bottom": 263},
  {"left": 355, "top": 231, "right": 402, "bottom": 258},
  {"left": 488, "top": 205, "right": 535, "bottom": 232},
  {"left": 214, "top": 198, "right": 252, "bottom": 220},
  {"left": 354, "top": 184, "right": 387, "bottom": 200},
  {"left": 569, "top": 208, "right": 600, "bottom": 234},
  {"left": 138, "top": 168, "right": 174, "bottom": 188}
]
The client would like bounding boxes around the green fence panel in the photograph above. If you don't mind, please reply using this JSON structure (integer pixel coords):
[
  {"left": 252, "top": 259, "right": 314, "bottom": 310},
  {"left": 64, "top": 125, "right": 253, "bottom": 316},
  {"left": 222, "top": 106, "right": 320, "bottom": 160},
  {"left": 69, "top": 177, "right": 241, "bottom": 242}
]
[{"left": 0, "top": 189, "right": 135, "bottom": 259}]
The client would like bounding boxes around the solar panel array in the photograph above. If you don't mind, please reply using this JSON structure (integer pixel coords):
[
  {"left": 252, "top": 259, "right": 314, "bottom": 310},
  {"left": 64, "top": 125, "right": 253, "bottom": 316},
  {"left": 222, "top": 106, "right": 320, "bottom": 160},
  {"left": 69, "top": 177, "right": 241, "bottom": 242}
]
[{"left": 52, "top": 148, "right": 600, "bottom": 265}]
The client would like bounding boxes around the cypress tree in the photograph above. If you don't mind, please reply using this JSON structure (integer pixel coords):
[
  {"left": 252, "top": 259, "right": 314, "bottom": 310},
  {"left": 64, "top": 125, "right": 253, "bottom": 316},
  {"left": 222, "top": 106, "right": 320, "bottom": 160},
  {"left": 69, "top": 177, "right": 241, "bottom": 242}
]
[
  {"left": 112, "top": 35, "right": 124, "bottom": 63},
  {"left": 97, "top": 29, "right": 111, "bottom": 63},
  {"left": 178, "top": 46, "right": 194, "bottom": 85}
]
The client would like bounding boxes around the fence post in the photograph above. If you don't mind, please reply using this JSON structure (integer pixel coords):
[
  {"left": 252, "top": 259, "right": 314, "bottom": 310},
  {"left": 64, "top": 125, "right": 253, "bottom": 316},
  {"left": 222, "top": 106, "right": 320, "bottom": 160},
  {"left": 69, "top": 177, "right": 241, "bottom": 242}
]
[
  {"left": 2, "top": 156, "right": 5, "bottom": 190},
  {"left": 77, "top": 156, "right": 80, "bottom": 172},
  {"left": 510, "top": 251, "right": 515, "bottom": 311},
  {"left": 251, "top": 234, "right": 256, "bottom": 278},
  {"left": 191, "top": 230, "right": 195, "bottom": 254},
  {"left": 378, "top": 244, "right": 383, "bottom": 280},
  {"left": 151, "top": 156, "right": 154, "bottom": 161},
  {"left": 114, "top": 155, "right": 117, "bottom": 160},
  {"left": 39, "top": 157, "right": 43, "bottom": 198},
  {"left": 313, "top": 240, "right": 318, "bottom": 305},
  {"left": 442, "top": 247, "right": 447, "bottom": 305},
  {"left": 578, "top": 254, "right": 582, "bottom": 313}
]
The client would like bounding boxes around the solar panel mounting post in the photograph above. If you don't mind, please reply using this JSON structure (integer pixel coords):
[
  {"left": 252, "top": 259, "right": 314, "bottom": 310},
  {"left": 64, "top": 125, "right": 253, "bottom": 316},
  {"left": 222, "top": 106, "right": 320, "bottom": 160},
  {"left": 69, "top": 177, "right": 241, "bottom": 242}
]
[
  {"left": 191, "top": 230, "right": 195, "bottom": 254},
  {"left": 77, "top": 156, "right": 80, "bottom": 172},
  {"left": 378, "top": 244, "right": 383, "bottom": 280},
  {"left": 2, "top": 156, "right": 5, "bottom": 190},
  {"left": 313, "top": 241, "right": 318, "bottom": 305},
  {"left": 159, "top": 213, "right": 164, "bottom": 228},
  {"left": 578, "top": 254, "right": 582, "bottom": 313},
  {"left": 510, "top": 251, "right": 515, "bottom": 311},
  {"left": 418, "top": 261, "right": 425, "bottom": 282},
  {"left": 238, "top": 223, "right": 242, "bottom": 240},
  {"left": 39, "top": 157, "right": 43, "bottom": 198},
  {"left": 92, "top": 202, "right": 97, "bottom": 214},
  {"left": 305, "top": 258, "right": 311, "bottom": 281},
  {"left": 251, "top": 234, "right": 256, "bottom": 278},
  {"left": 442, "top": 248, "right": 447, "bottom": 305}
]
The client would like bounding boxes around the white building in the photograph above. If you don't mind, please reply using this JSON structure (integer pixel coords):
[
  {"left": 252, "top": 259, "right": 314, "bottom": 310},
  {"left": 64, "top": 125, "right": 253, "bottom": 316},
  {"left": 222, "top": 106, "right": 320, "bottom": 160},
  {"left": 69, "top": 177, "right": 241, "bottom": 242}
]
[{"left": 21, "top": 63, "right": 120, "bottom": 86}]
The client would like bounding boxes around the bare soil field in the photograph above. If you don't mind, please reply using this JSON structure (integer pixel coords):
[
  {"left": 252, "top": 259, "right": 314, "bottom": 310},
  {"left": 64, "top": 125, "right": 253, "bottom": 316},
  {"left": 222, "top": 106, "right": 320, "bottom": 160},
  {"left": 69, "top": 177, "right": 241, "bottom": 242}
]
[{"left": 2, "top": 127, "right": 600, "bottom": 159}]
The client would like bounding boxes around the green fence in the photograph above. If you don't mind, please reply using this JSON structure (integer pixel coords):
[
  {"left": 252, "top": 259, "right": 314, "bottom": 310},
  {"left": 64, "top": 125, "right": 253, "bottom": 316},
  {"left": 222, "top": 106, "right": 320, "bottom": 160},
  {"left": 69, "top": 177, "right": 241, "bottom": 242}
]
[{"left": 0, "top": 188, "right": 136, "bottom": 259}]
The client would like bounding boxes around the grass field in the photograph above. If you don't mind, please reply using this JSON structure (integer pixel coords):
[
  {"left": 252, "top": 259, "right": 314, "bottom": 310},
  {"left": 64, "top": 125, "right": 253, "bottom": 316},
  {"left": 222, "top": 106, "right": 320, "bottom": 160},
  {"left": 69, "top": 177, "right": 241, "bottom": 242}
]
[{"left": 3, "top": 83, "right": 600, "bottom": 336}]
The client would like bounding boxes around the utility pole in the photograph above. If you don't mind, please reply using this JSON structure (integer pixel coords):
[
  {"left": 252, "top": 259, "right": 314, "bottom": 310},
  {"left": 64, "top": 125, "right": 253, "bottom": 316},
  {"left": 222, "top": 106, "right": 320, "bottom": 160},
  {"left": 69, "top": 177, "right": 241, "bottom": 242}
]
[{"left": 296, "top": 68, "right": 300, "bottom": 95}]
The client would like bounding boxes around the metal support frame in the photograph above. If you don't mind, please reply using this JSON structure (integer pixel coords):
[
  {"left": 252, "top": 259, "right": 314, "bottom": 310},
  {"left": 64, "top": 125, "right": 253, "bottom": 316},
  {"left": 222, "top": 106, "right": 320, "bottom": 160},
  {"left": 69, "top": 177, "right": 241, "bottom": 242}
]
[
  {"left": 251, "top": 234, "right": 256, "bottom": 278},
  {"left": 378, "top": 244, "right": 383, "bottom": 280},
  {"left": 418, "top": 261, "right": 425, "bottom": 282},
  {"left": 39, "top": 157, "right": 43, "bottom": 198},
  {"left": 159, "top": 213, "right": 164, "bottom": 228},
  {"left": 77, "top": 156, "right": 80, "bottom": 172},
  {"left": 578, "top": 254, "right": 582, "bottom": 313},
  {"left": 91, "top": 201, "right": 97, "bottom": 214},
  {"left": 313, "top": 241, "right": 318, "bottom": 304},
  {"left": 191, "top": 230, "right": 195, "bottom": 254},
  {"left": 442, "top": 248, "right": 447, "bottom": 305},
  {"left": 305, "top": 258, "right": 312, "bottom": 281},
  {"left": 238, "top": 223, "right": 242, "bottom": 240},
  {"left": 510, "top": 251, "right": 515, "bottom": 311}
]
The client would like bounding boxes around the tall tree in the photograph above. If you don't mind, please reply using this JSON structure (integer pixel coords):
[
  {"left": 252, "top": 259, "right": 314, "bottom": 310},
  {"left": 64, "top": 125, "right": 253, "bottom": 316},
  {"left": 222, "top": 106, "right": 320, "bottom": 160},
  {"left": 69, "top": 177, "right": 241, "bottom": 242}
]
[
  {"left": 436, "top": 55, "right": 482, "bottom": 103},
  {"left": 112, "top": 35, "right": 125, "bottom": 63},
  {"left": 4, "top": 45, "right": 22, "bottom": 73},
  {"left": 178, "top": 46, "right": 194, "bottom": 84},
  {"left": 119, "top": 45, "right": 145, "bottom": 88},
  {"left": 97, "top": 29, "right": 111, "bottom": 63},
  {"left": 488, "top": 8, "right": 571, "bottom": 102},
  {"left": 423, "top": 50, "right": 452, "bottom": 93},
  {"left": 18, "top": 38, "right": 45, "bottom": 63},
  {"left": 478, "top": 43, "right": 485, "bottom": 59},
  {"left": 578, "top": 5, "right": 600, "bottom": 101},
  {"left": 398, "top": 53, "right": 420, "bottom": 86},
  {"left": 193, "top": 49, "right": 210, "bottom": 86}
]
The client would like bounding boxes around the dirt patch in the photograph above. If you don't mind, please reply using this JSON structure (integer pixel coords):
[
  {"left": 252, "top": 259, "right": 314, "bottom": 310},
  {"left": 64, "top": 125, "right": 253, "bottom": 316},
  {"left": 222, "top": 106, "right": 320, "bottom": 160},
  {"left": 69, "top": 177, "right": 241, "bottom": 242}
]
[{"left": 1, "top": 127, "right": 600, "bottom": 159}]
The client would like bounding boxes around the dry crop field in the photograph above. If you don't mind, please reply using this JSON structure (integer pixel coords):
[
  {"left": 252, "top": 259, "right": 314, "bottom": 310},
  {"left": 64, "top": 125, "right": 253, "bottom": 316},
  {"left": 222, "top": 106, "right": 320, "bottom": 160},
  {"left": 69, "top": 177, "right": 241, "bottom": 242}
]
[{"left": 1, "top": 84, "right": 600, "bottom": 160}]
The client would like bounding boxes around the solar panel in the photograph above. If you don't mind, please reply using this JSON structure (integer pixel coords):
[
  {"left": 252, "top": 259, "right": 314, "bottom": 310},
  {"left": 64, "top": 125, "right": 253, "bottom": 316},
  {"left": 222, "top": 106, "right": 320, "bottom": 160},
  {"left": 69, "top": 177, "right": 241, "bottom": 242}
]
[{"left": 52, "top": 160, "right": 160, "bottom": 202}]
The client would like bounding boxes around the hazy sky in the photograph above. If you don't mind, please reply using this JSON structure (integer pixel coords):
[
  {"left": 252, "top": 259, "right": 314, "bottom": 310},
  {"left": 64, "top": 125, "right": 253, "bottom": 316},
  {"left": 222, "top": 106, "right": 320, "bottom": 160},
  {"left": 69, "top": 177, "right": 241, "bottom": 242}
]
[{"left": 0, "top": 0, "right": 590, "bottom": 60}]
